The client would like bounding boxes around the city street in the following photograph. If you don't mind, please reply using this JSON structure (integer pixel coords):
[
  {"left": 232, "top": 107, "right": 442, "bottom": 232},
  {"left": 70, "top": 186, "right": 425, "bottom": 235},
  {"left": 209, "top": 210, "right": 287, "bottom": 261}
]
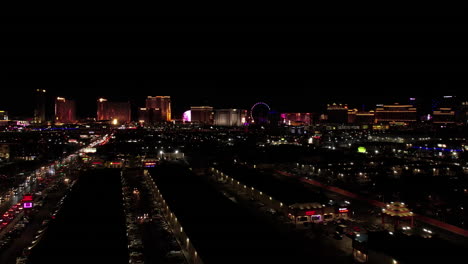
[{"left": 0, "top": 177, "right": 74, "bottom": 264}]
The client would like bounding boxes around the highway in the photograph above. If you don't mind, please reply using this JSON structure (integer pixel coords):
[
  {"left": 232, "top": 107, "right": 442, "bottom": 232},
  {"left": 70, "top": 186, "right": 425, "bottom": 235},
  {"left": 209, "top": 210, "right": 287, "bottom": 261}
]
[
  {"left": 150, "top": 162, "right": 351, "bottom": 264},
  {"left": 0, "top": 133, "right": 111, "bottom": 222}
]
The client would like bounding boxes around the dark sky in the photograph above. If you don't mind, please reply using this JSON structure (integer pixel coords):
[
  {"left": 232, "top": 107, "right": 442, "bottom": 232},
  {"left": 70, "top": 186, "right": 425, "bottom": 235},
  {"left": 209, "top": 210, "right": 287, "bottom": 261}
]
[{"left": 1, "top": 15, "right": 467, "bottom": 119}]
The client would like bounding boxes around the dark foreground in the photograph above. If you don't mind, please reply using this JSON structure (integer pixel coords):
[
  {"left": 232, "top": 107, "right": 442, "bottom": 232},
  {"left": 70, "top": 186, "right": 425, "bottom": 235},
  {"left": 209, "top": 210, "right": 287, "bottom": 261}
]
[{"left": 27, "top": 169, "right": 128, "bottom": 264}]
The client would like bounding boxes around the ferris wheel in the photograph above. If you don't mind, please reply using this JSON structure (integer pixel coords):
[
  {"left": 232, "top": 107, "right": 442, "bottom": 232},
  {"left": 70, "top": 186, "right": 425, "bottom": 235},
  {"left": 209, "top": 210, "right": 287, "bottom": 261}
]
[{"left": 250, "top": 102, "right": 271, "bottom": 124}]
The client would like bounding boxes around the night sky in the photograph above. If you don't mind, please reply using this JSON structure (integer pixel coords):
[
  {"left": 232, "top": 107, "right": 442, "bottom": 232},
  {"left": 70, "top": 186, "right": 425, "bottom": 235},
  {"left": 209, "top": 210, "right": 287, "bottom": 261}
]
[{"left": 1, "top": 15, "right": 467, "bottom": 119}]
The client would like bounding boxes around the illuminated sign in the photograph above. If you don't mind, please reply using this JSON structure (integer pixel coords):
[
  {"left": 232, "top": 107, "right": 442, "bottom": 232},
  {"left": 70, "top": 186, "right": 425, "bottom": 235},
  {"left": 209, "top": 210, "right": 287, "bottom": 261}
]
[
  {"left": 339, "top": 208, "right": 349, "bottom": 213},
  {"left": 358, "top": 147, "right": 367, "bottom": 153},
  {"left": 23, "top": 195, "right": 33, "bottom": 201},
  {"left": 144, "top": 162, "right": 157, "bottom": 168},
  {"left": 23, "top": 202, "right": 33, "bottom": 208},
  {"left": 305, "top": 211, "right": 317, "bottom": 216}
]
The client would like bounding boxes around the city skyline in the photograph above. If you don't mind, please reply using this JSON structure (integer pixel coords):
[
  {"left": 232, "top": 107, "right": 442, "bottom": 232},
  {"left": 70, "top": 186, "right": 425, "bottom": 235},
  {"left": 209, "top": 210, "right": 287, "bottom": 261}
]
[
  {"left": 1, "top": 90, "right": 465, "bottom": 120},
  {"left": 1, "top": 15, "right": 468, "bottom": 264},
  {"left": 2, "top": 16, "right": 467, "bottom": 119}
]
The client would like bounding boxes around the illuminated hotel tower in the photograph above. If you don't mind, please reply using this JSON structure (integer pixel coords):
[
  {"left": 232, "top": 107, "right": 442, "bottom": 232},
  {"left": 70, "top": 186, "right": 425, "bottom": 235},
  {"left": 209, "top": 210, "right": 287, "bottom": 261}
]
[
  {"left": 55, "top": 97, "right": 76, "bottom": 124},
  {"left": 146, "top": 96, "right": 172, "bottom": 122},
  {"left": 97, "top": 98, "right": 131, "bottom": 124},
  {"left": 34, "top": 89, "right": 47, "bottom": 124}
]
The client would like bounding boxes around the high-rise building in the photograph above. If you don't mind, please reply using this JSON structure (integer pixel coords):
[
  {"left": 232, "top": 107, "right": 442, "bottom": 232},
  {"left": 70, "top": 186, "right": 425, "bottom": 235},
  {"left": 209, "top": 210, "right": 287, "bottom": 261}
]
[
  {"left": 145, "top": 96, "right": 171, "bottom": 122},
  {"left": 0, "top": 110, "right": 8, "bottom": 120},
  {"left": 97, "top": 98, "right": 131, "bottom": 124},
  {"left": 375, "top": 104, "right": 417, "bottom": 123},
  {"left": 138, "top": 107, "right": 162, "bottom": 124},
  {"left": 280, "top": 113, "right": 312, "bottom": 126},
  {"left": 432, "top": 108, "right": 456, "bottom": 124},
  {"left": 34, "top": 89, "right": 47, "bottom": 124},
  {"left": 55, "top": 97, "right": 76, "bottom": 124},
  {"left": 191, "top": 106, "right": 214, "bottom": 124},
  {"left": 214, "top": 109, "right": 247, "bottom": 126},
  {"left": 327, "top": 103, "right": 349, "bottom": 124}
]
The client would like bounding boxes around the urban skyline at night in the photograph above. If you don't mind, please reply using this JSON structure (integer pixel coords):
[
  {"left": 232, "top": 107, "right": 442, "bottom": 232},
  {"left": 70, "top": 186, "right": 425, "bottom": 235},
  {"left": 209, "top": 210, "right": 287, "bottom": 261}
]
[
  {"left": 1, "top": 14, "right": 468, "bottom": 264},
  {"left": 1, "top": 90, "right": 465, "bottom": 121}
]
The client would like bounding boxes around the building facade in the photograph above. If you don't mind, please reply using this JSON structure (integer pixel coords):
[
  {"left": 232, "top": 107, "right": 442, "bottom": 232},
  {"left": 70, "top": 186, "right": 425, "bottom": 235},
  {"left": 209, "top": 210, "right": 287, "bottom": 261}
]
[
  {"left": 55, "top": 97, "right": 76, "bottom": 124},
  {"left": 214, "top": 109, "right": 247, "bottom": 126},
  {"left": 33, "top": 89, "right": 47, "bottom": 124},
  {"left": 432, "top": 108, "right": 456, "bottom": 124},
  {"left": 348, "top": 109, "right": 375, "bottom": 124},
  {"left": 375, "top": 104, "right": 417, "bottom": 124},
  {"left": 138, "top": 107, "right": 162, "bottom": 124},
  {"left": 281, "top": 113, "right": 312, "bottom": 126},
  {"left": 327, "top": 103, "right": 349, "bottom": 124},
  {"left": 0, "top": 110, "right": 7, "bottom": 120},
  {"left": 145, "top": 96, "right": 171, "bottom": 122},
  {"left": 191, "top": 106, "right": 214, "bottom": 124},
  {"left": 97, "top": 98, "right": 131, "bottom": 124}
]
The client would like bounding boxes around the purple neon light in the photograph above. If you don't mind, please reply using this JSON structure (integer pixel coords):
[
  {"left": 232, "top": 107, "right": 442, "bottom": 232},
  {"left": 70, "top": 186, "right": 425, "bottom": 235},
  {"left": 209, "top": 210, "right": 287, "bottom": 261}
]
[
  {"left": 23, "top": 202, "right": 33, "bottom": 208},
  {"left": 251, "top": 102, "right": 271, "bottom": 112},
  {"left": 183, "top": 110, "right": 191, "bottom": 122}
]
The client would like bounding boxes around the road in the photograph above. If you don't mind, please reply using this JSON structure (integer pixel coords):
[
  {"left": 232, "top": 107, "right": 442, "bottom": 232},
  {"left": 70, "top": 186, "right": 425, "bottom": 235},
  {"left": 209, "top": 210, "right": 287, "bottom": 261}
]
[
  {"left": 0, "top": 178, "right": 72, "bottom": 264},
  {"left": 150, "top": 162, "right": 352, "bottom": 264},
  {"left": 26, "top": 169, "right": 128, "bottom": 264}
]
